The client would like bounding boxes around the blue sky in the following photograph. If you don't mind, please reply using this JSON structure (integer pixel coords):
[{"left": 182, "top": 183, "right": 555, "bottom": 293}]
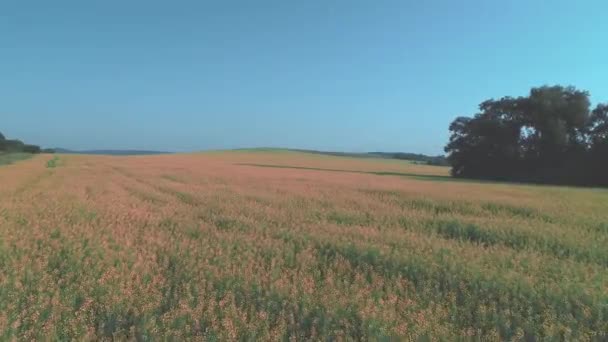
[{"left": 1, "top": 1, "right": 607, "bottom": 154}]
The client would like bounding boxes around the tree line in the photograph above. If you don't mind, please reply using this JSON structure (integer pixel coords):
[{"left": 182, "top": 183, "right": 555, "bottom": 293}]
[
  {"left": 287, "top": 149, "right": 447, "bottom": 166},
  {"left": 0, "top": 132, "right": 54, "bottom": 154},
  {"left": 368, "top": 152, "right": 448, "bottom": 166},
  {"left": 445, "top": 85, "right": 608, "bottom": 186}
]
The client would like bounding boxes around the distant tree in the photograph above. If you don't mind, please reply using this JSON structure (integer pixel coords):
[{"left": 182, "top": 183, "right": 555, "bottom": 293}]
[
  {"left": 427, "top": 156, "right": 449, "bottom": 166},
  {"left": 23, "top": 144, "right": 41, "bottom": 154},
  {"left": 0, "top": 132, "right": 46, "bottom": 154},
  {"left": 4, "top": 139, "right": 25, "bottom": 153},
  {"left": 445, "top": 85, "right": 606, "bottom": 186}
]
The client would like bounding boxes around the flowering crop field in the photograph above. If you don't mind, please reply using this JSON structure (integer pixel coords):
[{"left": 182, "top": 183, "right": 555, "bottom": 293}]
[{"left": 1, "top": 151, "right": 607, "bottom": 340}]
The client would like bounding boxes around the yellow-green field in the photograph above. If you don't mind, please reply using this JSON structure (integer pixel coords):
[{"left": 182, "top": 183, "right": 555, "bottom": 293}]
[{"left": 1, "top": 151, "right": 607, "bottom": 340}]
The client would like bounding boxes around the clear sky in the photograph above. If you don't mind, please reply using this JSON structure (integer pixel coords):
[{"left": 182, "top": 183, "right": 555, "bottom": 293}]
[{"left": 2, "top": 1, "right": 607, "bottom": 154}]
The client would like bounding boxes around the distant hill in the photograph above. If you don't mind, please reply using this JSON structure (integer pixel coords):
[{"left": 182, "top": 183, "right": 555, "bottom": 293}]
[{"left": 54, "top": 148, "right": 172, "bottom": 156}]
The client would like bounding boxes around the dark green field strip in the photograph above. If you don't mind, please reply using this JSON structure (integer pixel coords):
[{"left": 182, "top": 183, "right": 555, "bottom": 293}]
[
  {"left": 236, "top": 162, "right": 569, "bottom": 188},
  {"left": 122, "top": 185, "right": 168, "bottom": 205},
  {"left": 111, "top": 166, "right": 199, "bottom": 206},
  {"left": 112, "top": 166, "right": 211, "bottom": 207},
  {"left": 419, "top": 219, "right": 608, "bottom": 267},
  {"left": 160, "top": 174, "right": 187, "bottom": 184},
  {"left": 362, "top": 189, "right": 555, "bottom": 222},
  {"left": 0, "top": 153, "right": 33, "bottom": 166},
  {"left": 108, "top": 169, "right": 176, "bottom": 207},
  {"left": 273, "top": 225, "right": 607, "bottom": 288},
  {"left": 321, "top": 201, "right": 608, "bottom": 267},
  {"left": 366, "top": 188, "right": 608, "bottom": 238},
  {"left": 362, "top": 187, "right": 608, "bottom": 238},
  {"left": 155, "top": 186, "right": 202, "bottom": 206},
  {"left": 236, "top": 163, "right": 453, "bottom": 182}
]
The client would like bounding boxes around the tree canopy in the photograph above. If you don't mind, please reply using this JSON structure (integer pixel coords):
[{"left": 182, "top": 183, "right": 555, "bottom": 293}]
[
  {"left": 0, "top": 131, "right": 50, "bottom": 154},
  {"left": 445, "top": 85, "right": 608, "bottom": 186}
]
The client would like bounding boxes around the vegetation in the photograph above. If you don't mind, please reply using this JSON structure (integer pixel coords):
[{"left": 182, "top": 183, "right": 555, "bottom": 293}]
[
  {"left": 46, "top": 156, "right": 61, "bottom": 168},
  {"left": 54, "top": 148, "right": 168, "bottom": 155},
  {"left": 0, "top": 151, "right": 606, "bottom": 340},
  {"left": 445, "top": 85, "right": 608, "bottom": 186},
  {"left": 0, "top": 131, "right": 53, "bottom": 154},
  {"left": 369, "top": 152, "right": 448, "bottom": 166},
  {"left": 0, "top": 153, "right": 34, "bottom": 166}
]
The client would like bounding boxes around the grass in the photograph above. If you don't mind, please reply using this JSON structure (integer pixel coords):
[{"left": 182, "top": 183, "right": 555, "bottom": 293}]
[
  {"left": 0, "top": 153, "right": 34, "bottom": 166},
  {"left": 46, "top": 156, "right": 61, "bottom": 168},
  {"left": 0, "top": 150, "right": 606, "bottom": 340}
]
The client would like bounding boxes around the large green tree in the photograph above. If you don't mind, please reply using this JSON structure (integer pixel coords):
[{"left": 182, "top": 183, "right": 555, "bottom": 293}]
[
  {"left": 445, "top": 85, "right": 607, "bottom": 186},
  {"left": 587, "top": 104, "right": 608, "bottom": 185}
]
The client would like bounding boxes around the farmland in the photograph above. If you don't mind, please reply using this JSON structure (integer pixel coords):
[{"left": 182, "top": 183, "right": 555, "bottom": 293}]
[{"left": 0, "top": 151, "right": 607, "bottom": 340}]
